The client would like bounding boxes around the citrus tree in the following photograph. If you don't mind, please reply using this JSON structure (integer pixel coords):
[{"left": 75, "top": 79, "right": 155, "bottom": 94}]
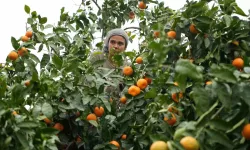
[{"left": 1, "top": 0, "right": 250, "bottom": 150}]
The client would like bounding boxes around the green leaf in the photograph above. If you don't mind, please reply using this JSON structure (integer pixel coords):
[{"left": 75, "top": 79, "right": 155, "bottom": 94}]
[
  {"left": 102, "top": 69, "right": 115, "bottom": 78},
  {"left": 29, "top": 53, "right": 41, "bottom": 64},
  {"left": 45, "top": 24, "right": 54, "bottom": 29},
  {"left": 4, "top": 136, "right": 12, "bottom": 146},
  {"left": 208, "top": 119, "right": 232, "bottom": 131},
  {"left": 31, "top": 11, "right": 37, "bottom": 18},
  {"left": 204, "top": 38, "right": 210, "bottom": 48},
  {"left": 209, "top": 64, "right": 237, "bottom": 83},
  {"left": 39, "top": 17, "right": 47, "bottom": 24},
  {"left": 96, "top": 78, "right": 116, "bottom": 86},
  {"left": 233, "top": 6, "right": 247, "bottom": 16},
  {"left": 149, "top": 134, "right": 169, "bottom": 142},
  {"left": 65, "top": 82, "right": 73, "bottom": 90},
  {"left": 93, "top": 144, "right": 105, "bottom": 150},
  {"left": 16, "top": 131, "right": 29, "bottom": 147},
  {"left": 144, "top": 88, "right": 157, "bottom": 99},
  {"left": 100, "top": 96, "right": 111, "bottom": 112},
  {"left": 223, "top": 15, "right": 231, "bottom": 27},
  {"left": 89, "top": 120, "right": 98, "bottom": 127},
  {"left": 195, "top": 16, "right": 213, "bottom": 24},
  {"left": 14, "top": 60, "right": 25, "bottom": 72},
  {"left": 232, "top": 82, "right": 250, "bottom": 106},
  {"left": 41, "top": 54, "right": 50, "bottom": 69},
  {"left": 40, "top": 127, "right": 60, "bottom": 135},
  {"left": 239, "top": 40, "right": 249, "bottom": 51},
  {"left": 216, "top": 83, "right": 233, "bottom": 108},
  {"left": 42, "top": 103, "right": 53, "bottom": 118},
  {"left": 175, "top": 59, "right": 203, "bottom": 81},
  {"left": 32, "top": 104, "right": 42, "bottom": 117},
  {"left": 71, "top": 93, "right": 84, "bottom": 111},
  {"left": 82, "top": 95, "right": 91, "bottom": 105},
  {"left": 17, "top": 121, "right": 39, "bottom": 128},
  {"left": 11, "top": 37, "right": 20, "bottom": 50},
  {"left": 205, "top": 128, "right": 233, "bottom": 149},
  {"left": 173, "top": 127, "right": 187, "bottom": 140},
  {"left": 38, "top": 44, "right": 43, "bottom": 52},
  {"left": 192, "top": 86, "right": 212, "bottom": 116},
  {"left": 27, "top": 18, "right": 33, "bottom": 24},
  {"left": 196, "top": 101, "right": 219, "bottom": 128},
  {"left": 226, "top": 118, "right": 245, "bottom": 133},
  {"left": 35, "top": 32, "right": 43, "bottom": 42},
  {"left": 52, "top": 54, "right": 62, "bottom": 70},
  {"left": 0, "top": 79, "right": 7, "bottom": 98},
  {"left": 11, "top": 84, "right": 25, "bottom": 105},
  {"left": 67, "top": 24, "right": 76, "bottom": 32},
  {"left": 53, "top": 27, "right": 67, "bottom": 34},
  {"left": 24, "top": 5, "right": 30, "bottom": 14}
]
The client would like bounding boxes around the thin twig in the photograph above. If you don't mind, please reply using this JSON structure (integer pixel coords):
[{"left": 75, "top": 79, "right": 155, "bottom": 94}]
[
  {"left": 92, "top": 0, "right": 101, "bottom": 11},
  {"left": 77, "top": 0, "right": 84, "bottom": 10}
]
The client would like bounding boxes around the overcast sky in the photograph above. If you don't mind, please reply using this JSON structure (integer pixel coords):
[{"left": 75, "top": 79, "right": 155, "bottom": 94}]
[{"left": 0, "top": 0, "right": 248, "bottom": 63}]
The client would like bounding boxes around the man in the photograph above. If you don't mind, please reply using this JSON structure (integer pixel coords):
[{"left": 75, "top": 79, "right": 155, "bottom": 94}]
[
  {"left": 89, "top": 28, "right": 131, "bottom": 105},
  {"left": 90, "top": 28, "right": 130, "bottom": 68}
]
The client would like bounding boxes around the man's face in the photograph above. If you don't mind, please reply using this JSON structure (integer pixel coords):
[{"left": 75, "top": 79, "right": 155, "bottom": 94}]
[{"left": 108, "top": 35, "right": 126, "bottom": 54}]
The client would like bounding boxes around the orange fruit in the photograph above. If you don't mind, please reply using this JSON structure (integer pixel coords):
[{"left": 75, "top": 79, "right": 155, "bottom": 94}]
[
  {"left": 138, "top": 1, "right": 146, "bottom": 9},
  {"left": 123, "top": 66, "right": 133, "bottom": 76},
  {"left": 21, "top": 35, "right": 29, "bottom": 42},
  {"left": 167, "top": 31, "right": 176, "bottom": 39},
  {"left": 144, "top": 76, "right": 152, "bottom": 84},
  {"left": 54, "top": 123, "right": 64, "bottom": 131},
  {"left": 86, "top": 113, "right": 97, "bottom": 121},
  {"left": 25, "top": 80, "right": 30, "bottom": 87},
  {"left": 204, "top": 34, "right": 208, "bottom": 38},
  {"left": 75, "top": 111, "right": 81, "bottom": 117},
  {"left": 232, "top": 40, "right": 239, "bottom": 46},
  {"left": 76, "top": 136, "right": 82, "bottom": 143},
  {"left": 94, "top": 106, "right": 104, "bottom": 117},
  {"left": 129, "top": 11, "right": 135, "bottom": 19},
  {"left": 180, "top": 136, "right": 199, "bottom": 150},
  {"left": 44, "top": 118, "right": 52, "bottom": 124},
  {"left": 153, "top": 31, "right": 160, "bottom": 38},
  {"left": 12, "top": 111, "right": 18, "bottom": 116},
  {"left": 121, "top": 134, "right": 127, "bottom": 140},
  {"left": 150, "top": 141, "right": 168, "bottom": 150},
  {"left": 18, "top": 47, "right": 28, "bottom": 56},
  {"left": 242, "top": 124, "right": 250, "bottom": 140},
  {"left": 120, "top": 96, "right": 127, "bottom": 104},
  {"left": 206, "top": 81, "right": 212, "bottom": 85},
  {"left": 164, "top": 113, "right": 176, "bottom": 126},
  {"left": 8, "top": 51, "right": 18, "bottom": 61},
  {"left": 232, "top": 57, "right": 244, "bottom": 69},
  {"left": 189, "top": 58, "right": 194, "bottom": 63},
  {"left": 168, "top": 106, "right": 179, "bottom": 114},
  {"left": 172, "top": 92, "right": 183, "bottom": 102},
  {"left": 189, "top": 24, "right": 199, "bottom": 34},
  {"left": 128, "top": 85, "right": 141, "bottom": 96},
  {"left": 25, "top": 31, "right": 33, "bottom": 38},
  {"left": 110, "top": 98, "right": 113, "bottom": 103},
  {"left": 109, "top": 140, "right": 120, "bottom": 149},
  {"left": 135, "top": 57, "right": 143, "bottom": 64},
  {"left": 136, "top": 78, "right": 148, "bottom": 89}
]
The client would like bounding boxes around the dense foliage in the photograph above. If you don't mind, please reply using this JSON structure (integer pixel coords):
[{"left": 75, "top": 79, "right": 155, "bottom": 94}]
[{"left": 1, "top": 0, "right": 250, "bottom": 149}]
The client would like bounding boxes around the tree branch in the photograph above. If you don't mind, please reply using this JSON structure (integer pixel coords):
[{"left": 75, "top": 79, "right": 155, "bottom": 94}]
[
  {"left": 123, "top": 27, "right": 141, "bottom": 30},
  {"left": 77, "top": 0, "right": 85, "bottom": 10},
  {"left": 92, "top": 0, "right": 101, "bottom": 11}
]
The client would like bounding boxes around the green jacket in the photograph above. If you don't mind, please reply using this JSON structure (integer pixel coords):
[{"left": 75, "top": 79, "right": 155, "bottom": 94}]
[
  {"left": 89, "top": 51, "right": 130, "bottom": 69},
  {"left": 89, "top": 51, "right": 130, "bottom": 99}
]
